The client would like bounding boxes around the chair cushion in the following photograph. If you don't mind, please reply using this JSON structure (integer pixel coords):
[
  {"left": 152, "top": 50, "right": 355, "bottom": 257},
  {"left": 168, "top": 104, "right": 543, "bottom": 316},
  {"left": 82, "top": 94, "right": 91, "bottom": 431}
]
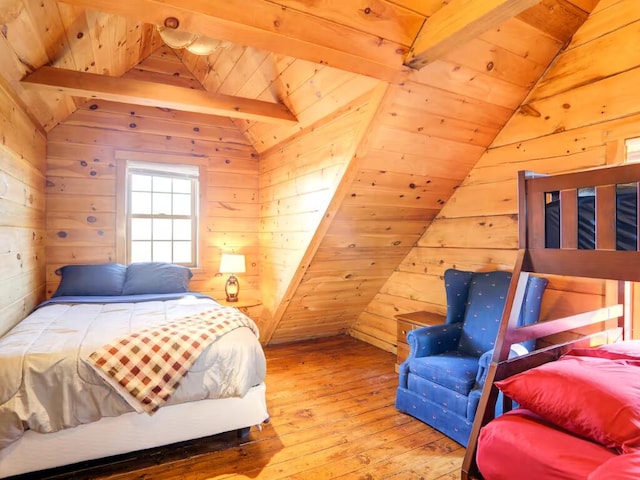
[
  {"left": 457, "top": 271, "right": 512, "bottom": 357},
  {"left": 518, "top": 275, "right": 548, "bottom": 351},
  {"left": 407, "top": 352, "right": 479, "bottom": 395},
  {"left": 444, "top": 269, "right": 474, "bottom": 324}
]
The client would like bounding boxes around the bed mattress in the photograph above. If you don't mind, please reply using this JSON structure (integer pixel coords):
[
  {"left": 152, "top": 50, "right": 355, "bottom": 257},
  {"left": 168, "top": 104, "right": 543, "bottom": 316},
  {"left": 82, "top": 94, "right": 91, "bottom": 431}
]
[
  {"left": 0, "top": 295, "right": 266, "bottom": 450},
  {"left": 476, "top": 409, "right": 617, "bottom": 480}
]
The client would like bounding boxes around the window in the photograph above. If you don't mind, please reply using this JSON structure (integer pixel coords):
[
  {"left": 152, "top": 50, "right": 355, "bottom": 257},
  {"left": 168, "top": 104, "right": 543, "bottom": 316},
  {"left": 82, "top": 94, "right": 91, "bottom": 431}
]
[
  {"left": 625, "top": 137, "right": 640, "bottom": 163},
  {"left": 126, "top": 161, "right": 199, "bottom": 267}
]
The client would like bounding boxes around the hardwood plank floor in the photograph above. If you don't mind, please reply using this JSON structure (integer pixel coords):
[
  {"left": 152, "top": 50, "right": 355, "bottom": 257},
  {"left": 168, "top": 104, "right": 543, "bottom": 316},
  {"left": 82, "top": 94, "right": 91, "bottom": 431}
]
[{"left": 22, "top": 336, "right": 464, "bottom": 480}]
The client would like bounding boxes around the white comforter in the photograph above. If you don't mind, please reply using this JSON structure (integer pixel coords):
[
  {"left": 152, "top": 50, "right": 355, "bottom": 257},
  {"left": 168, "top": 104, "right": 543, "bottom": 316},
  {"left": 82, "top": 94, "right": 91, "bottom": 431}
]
[{"left": 0, "top": 296, "right": 266, "bottom": 450}]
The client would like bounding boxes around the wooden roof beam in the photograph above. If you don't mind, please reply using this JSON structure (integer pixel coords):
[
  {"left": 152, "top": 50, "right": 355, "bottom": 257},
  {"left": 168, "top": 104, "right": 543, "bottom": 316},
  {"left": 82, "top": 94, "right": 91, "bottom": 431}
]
[
  {"left": 57, "top": 0, "right": 410, "bottom": 83},
  {"left": 21, "top": 66, "right": 298, "bottom": 125},
  {"left": 405, "top": 0, "right": 542, "bottom": 69}
]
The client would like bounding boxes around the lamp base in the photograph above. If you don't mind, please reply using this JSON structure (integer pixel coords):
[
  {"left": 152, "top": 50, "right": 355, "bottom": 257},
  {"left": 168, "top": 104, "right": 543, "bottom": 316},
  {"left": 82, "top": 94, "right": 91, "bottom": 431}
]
[{"left": 225, "top": 274, "right": 240, "bottom": 303}]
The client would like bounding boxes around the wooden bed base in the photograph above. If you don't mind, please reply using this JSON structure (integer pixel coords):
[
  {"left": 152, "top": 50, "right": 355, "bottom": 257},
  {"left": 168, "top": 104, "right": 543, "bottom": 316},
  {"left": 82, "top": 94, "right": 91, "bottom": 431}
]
[{"left": 462, "top": 165, "right": 640, "bottom": 479}]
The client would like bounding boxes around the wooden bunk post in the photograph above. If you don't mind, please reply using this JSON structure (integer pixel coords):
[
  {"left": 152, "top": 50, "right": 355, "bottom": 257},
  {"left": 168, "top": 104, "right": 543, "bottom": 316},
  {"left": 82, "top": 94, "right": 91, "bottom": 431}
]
[
  {"left": 621, "top": 280, "right": 632, "bottom": 340},
  {"left": 461, "top": 252, "right": 529, "bottom": 479},
  {"left": 462, "top": 170, "right": 533, "bottom": 479}
]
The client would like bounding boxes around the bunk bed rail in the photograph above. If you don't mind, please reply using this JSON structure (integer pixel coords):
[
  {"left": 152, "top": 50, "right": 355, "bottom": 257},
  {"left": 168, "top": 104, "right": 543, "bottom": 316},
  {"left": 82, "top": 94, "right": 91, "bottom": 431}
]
[{"left": 521, "top": 164, "right": 640, "bottom": 282}]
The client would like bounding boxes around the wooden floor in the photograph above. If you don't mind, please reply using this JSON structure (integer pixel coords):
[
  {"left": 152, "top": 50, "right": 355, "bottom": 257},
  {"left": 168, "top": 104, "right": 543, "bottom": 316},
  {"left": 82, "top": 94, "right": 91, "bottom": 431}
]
[{"left": 29, "top": 336, "right": 464, "bottom": 480}]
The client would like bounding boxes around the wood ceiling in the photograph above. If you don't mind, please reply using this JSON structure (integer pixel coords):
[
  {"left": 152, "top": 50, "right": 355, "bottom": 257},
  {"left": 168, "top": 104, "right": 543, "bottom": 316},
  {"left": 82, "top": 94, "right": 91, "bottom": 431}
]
[
  {"left": 0, "top": 0, "right": 599, "bottom": 344},
  {"left": 1, "top": 0, "right": 595, "bottom": 135}
]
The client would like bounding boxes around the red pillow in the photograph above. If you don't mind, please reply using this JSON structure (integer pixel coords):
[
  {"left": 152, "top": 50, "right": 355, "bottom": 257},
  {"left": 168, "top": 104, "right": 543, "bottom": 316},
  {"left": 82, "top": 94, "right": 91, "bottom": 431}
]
[
  {"left": 567, "top": 340, "right": 640, "bottom": 361},
  {"left": 588, "top": 451, "right": 640, "bottom": 480},
  {"left": 495, "top": 355, "right": 640, "bottom": 453}
]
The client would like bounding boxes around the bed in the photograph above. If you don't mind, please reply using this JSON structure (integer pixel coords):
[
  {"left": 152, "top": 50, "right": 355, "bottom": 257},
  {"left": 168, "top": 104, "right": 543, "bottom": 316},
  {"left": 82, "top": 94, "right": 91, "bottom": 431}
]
[
  {"left": 0, "top": 262, "right": 269, "bottom": 478},
  {"left": 461, "top": 164, "right": 640, "bottom": 480}
]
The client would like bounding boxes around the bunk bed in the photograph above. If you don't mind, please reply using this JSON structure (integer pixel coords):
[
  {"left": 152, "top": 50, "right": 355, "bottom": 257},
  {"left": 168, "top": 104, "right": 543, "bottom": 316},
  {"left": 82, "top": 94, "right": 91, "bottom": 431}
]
[
  {"left": 462, "top": 164, "right": 640, "bottom": 480},
  {"left": 0, "top": 262, "right": 269, "bottom": 478}
]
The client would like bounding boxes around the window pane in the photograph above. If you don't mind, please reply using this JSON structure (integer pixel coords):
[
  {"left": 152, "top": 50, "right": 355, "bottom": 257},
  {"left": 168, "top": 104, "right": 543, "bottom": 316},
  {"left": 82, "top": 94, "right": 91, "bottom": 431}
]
[
  {"left": 131, "top": 218, "right": 152, "bottom": 240},
  {"left": 173, "top": 193, "right": 192, "bottom": 216},
  {"left": 131, "top": 241, "right": 152, "bottom": 262},
  {"left": 173, "top": 219, "right": 192, "bottom": 240},
  {"left": 626, "top": 137, "right": 640, "bottom": 163},
  {"left": 153, "top": 176, "right": 172, "bottom": 192},
  {"left": 131, "top": 174, "right": 151, "bottom": 191},
  {"left": 173, "top": 241, "right": 192, "bottom": 264},
  {"left": 152, "top": 193, "right": 172, "bottom": 215},
  {"left": 131, "top": 192, "right": 151, "bottom": 214},
  {"left": 152, "top": 241, "right": 172, "bottom": 262},
  {"left": 153, "top": 218, "right": 172, "bottom": 240},
  {"left": 173, "top": 178, "right": 192, "bottom": 194}
]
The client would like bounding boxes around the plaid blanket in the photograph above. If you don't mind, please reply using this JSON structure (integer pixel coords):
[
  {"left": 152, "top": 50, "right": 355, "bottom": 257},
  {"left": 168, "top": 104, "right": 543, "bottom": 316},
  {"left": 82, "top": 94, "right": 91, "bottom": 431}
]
[{"left": 87, "top": 307, "right": 258, "bottom": 414}]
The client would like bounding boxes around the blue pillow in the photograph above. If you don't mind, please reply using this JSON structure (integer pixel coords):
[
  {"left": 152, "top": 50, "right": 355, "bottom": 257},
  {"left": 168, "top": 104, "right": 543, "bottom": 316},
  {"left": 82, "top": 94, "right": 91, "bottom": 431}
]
[
  {"left": 122, "top": 262, "right": 193, "bottom": 295},
  {"left": 53, "top": 263, "right": 127, "bottom": 297}
]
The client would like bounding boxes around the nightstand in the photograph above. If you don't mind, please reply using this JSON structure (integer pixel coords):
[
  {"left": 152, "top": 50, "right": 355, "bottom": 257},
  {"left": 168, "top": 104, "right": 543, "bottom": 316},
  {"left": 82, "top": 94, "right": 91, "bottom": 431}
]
[
  {"left": 395, "top": 311, "right": 445, "bottom": 370},
  {"left": 217, "top": 298, "right": 262, "bottom": 315}
]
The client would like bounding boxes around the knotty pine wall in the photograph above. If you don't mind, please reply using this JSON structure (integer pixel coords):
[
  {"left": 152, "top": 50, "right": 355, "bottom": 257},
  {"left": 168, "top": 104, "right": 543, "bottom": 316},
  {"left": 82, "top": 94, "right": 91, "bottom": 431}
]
[
  {"left": 44, "top": 101, "right": 262, "bottom": 305},
  {"left": 43, "top": 48, "right": 264, "bottom": 312},
  {"left": 359, "top": 0, "right": 640, "bottom": 349},
  {"left": 0, "top": 82, "right": 47, "bottom": 336},
  {"left": 258, "top": 86, "right": 384, "bottom": 337},
  {"left": 347, "top": 14, "right": 568, "bottom": 351}
]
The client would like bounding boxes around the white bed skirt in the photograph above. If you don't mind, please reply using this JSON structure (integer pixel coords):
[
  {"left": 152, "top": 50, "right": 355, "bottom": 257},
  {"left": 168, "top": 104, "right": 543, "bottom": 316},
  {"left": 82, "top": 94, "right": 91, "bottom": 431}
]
[{"left": 0, "top": 383, "right": 268, "bottom": 478}]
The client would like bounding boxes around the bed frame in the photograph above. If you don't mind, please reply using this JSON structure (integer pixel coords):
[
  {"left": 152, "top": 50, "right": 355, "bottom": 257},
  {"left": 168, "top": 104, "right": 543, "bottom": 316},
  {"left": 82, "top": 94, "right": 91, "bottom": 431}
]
[
  {"left": 0, "top": 383, "right": 268, "bottom": 478},
  {"left": 462, "top": 164, "right": 640, "bottom": 479}
]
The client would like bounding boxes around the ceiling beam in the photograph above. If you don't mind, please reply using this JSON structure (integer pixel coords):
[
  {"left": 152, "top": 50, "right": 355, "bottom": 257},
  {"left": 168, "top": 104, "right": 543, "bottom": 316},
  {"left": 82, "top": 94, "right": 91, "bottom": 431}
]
[
  {"left": 405, "top": 0, "right": 542, "bottom": 69},
  {"left": 21, "top": 66, "right": 298, "bottom": 125},
  {"left": 58, "top": 0, "right": 410, "bottom": 83}
]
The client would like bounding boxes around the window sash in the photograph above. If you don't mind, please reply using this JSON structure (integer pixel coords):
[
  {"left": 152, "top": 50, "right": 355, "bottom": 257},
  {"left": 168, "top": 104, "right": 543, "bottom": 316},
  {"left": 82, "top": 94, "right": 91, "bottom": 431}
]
[{"left": 126, "top": 164, "right": 199, "bottom": 267}]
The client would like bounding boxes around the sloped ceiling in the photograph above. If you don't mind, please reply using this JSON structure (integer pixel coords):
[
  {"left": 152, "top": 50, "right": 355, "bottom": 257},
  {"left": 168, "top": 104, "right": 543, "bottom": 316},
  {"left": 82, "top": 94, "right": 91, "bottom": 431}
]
[
  {"left": 2, "top": 0, "right": 595, "bottom": 132},
  {"left": 0, "top": 0, "right": 598, "bottom": 345}
]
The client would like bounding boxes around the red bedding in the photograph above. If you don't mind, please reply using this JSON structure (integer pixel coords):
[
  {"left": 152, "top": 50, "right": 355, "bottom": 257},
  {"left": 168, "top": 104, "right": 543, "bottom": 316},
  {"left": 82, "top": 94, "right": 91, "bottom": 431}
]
[{"left": 477, "top": 409, "right": 616, "bottom": 480}]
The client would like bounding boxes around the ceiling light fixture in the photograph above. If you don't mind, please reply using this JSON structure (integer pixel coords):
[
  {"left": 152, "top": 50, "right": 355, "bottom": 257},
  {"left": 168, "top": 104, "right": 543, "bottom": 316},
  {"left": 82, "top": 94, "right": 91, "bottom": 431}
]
[{"left": 157, "top": 17, "right": 230, "bottom": 56}]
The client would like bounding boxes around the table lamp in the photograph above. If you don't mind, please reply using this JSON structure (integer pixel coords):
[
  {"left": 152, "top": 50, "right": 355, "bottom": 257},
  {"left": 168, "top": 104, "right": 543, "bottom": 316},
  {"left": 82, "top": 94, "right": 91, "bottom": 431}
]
[{"left": 219, "top": 253, "right": 246, "bottom": 302}]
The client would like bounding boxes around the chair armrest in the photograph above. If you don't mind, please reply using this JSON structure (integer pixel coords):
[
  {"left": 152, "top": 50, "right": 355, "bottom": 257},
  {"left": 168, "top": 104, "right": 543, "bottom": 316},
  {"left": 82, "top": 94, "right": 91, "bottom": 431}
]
[
  {"left": 475, "top": 343, "right": 529, "bottom": 385},
  {"left": 406, "top": 323, "right": 462, "bottom": 359}
]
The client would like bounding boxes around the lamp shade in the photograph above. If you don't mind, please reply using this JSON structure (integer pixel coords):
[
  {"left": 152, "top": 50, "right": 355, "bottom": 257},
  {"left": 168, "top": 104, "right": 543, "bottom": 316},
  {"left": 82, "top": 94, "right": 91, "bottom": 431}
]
[{"left": 219, "top": 254, "right": 246, "bottom": 274}]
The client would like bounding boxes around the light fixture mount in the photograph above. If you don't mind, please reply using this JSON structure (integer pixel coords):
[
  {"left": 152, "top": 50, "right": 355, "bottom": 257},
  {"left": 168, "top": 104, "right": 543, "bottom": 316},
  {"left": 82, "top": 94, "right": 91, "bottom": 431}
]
[{"left": 163, "top": 17, "right": 180, "bottom": 29}]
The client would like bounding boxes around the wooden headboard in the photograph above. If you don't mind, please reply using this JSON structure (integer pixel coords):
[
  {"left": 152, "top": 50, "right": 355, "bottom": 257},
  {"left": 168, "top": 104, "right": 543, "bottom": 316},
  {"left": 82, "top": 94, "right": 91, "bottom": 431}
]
[{"left": 519, "top": 164, "right": 640, "bottom": 281}]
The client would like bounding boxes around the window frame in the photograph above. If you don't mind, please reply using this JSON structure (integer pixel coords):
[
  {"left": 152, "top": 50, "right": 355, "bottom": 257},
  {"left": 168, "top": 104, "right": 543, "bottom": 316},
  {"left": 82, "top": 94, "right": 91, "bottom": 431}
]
[{"left": 116, "top": 156, "right": 207, "bottom": 270}]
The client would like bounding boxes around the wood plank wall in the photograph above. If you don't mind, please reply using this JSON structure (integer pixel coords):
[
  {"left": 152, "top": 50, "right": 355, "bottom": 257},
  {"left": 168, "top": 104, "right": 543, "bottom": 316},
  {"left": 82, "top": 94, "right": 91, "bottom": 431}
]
[
  {"left": 269, "top": 81, "right": 461, "bottom": 346},
  {"left": 0, "top": 81, "right": 47, "bottom": 336},
  {"left": 44, "top": 48, "right": 262, "bottom": 306},
  {"left": 348, "top": 15, "right": 567, "bottom": 351},
  {"left": 178, "top": 46, "right": 383, "bottom": 155},
  {"left": 258, "top": 85, "right": 384, "bottom": 333},
  {"left": 0, "top": 0, "right": 159, "bottom": 132},
  {"left": 360, "top": 0, "right": 640, "bottom": 348},
  {"left": 273, "top": 11, "right": 585, "bottom": 349}
]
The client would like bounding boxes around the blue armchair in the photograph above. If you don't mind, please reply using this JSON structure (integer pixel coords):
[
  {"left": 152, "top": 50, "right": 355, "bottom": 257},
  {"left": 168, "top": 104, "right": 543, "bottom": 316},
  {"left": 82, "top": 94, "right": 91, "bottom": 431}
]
[{"left": 395, "top": 269, "right": 547, "bottom": 446}]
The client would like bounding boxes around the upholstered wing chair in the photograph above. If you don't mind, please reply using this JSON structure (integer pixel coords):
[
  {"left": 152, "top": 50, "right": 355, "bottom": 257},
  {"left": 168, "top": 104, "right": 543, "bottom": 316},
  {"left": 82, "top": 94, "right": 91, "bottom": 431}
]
[{"left": 395, "top": 269, "right": 547, "bottom": 446}]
